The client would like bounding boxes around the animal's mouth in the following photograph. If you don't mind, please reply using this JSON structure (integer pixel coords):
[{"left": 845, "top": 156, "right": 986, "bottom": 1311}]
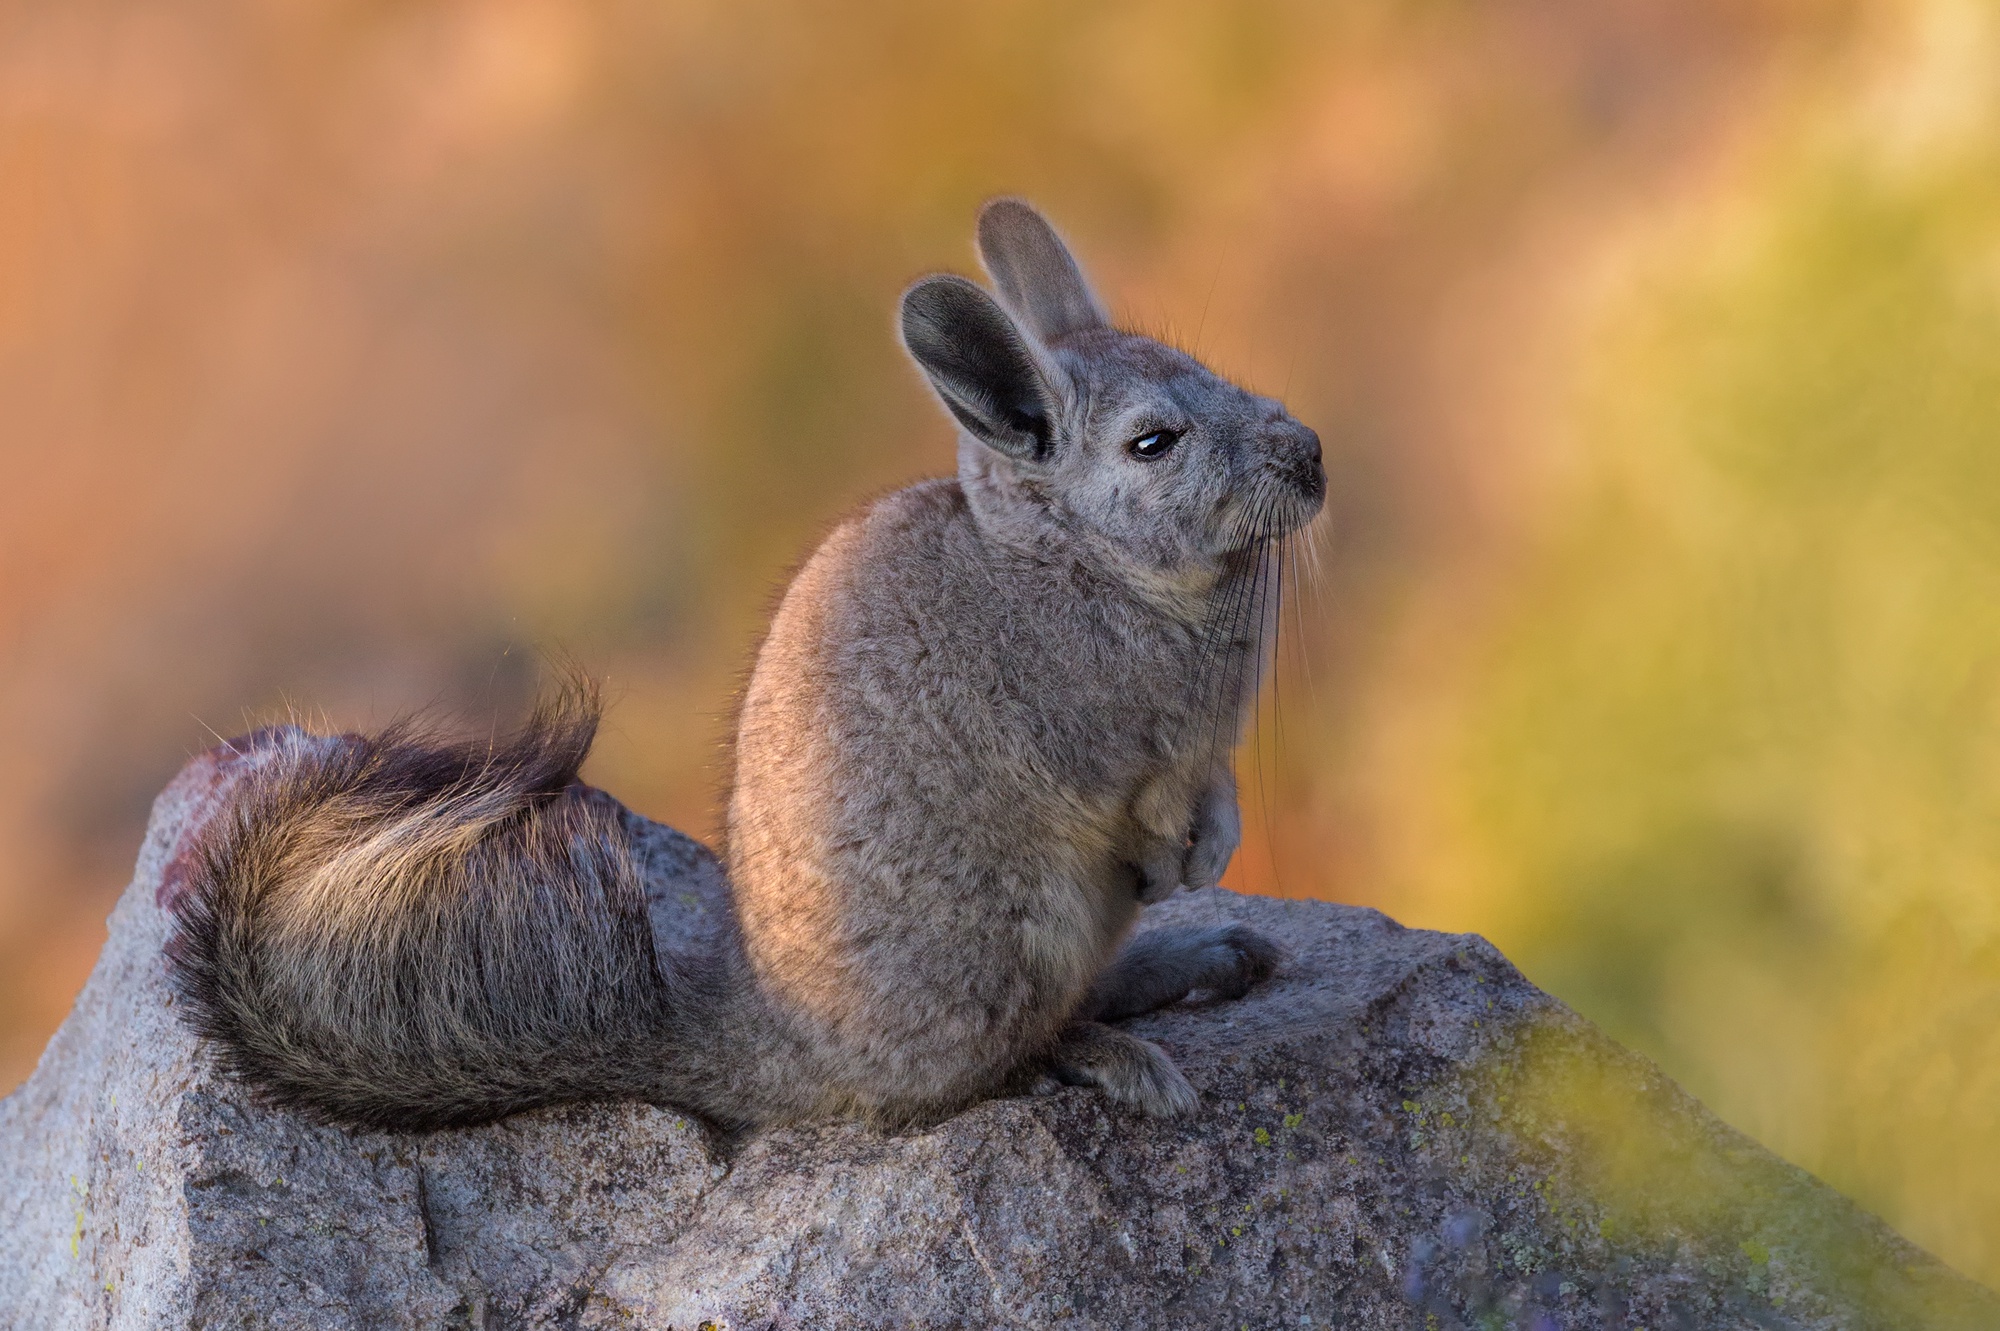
[
  {"left": 1286, "top": 456, "right": 1328, "bottom": 511},
  {"left": 1227, "top": 463, "right": 1325, "bottom": 544}
]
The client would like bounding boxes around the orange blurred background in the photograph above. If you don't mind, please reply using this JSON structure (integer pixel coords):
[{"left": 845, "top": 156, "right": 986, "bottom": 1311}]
[{"left": 7, "top": 0, "right": 1998, "bottom": 1286}]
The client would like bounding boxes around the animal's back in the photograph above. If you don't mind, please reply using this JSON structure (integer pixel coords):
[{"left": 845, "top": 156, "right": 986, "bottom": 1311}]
[{"left": 728, "top": 479, "right": 1167, "bottom": 1116}]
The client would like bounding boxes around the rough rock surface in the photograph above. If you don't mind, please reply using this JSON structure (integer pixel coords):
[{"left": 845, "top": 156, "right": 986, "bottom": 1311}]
[{"left": 3, "top": 751, "right": 1996, "bottom": 1330}]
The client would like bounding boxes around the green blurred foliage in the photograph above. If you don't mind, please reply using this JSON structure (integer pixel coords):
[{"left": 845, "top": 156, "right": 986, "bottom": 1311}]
[
  {"left": 1437, "top": 12, "right": 2000, "bottom": 1280},
  {"left": 1425, "top": 1012, "right": 2000, "bottom": 1328}
]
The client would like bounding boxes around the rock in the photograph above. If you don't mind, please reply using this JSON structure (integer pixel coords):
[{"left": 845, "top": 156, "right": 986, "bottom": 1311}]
[{"left": 2, "top": 750, "right": 1996, "bottom": 1330}]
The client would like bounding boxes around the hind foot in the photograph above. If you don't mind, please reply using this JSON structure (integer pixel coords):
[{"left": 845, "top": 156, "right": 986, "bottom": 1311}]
[
  {"left": 1080, "top": 922, "right": 1286, "bottom": 1022},
  {"left": 1046, "top": 1021, "right": 1197, "bottom": 1117}
]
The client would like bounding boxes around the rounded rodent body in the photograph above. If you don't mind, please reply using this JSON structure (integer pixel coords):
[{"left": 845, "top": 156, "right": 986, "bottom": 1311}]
[
  {"left": 165, "top": 200, "right": 1324, "bottom": 1131},
  {"left": 727, "top": 479, "right": 1233, "bottom": 1122}
]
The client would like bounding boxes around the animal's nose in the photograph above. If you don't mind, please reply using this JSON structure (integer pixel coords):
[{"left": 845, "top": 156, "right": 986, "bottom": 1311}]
[
  {"left": 1263, "top": 409, "right": 1321, "bottom": 461},
  {"left": 1275, "top": 419, "right": 1321, "bottom": 470},
  {"left": 1299, "top": 424, "right": 1322, "bottom": 468},
  {"left": 1271, "top": 419, "right": 1325, "bottom": 499}
]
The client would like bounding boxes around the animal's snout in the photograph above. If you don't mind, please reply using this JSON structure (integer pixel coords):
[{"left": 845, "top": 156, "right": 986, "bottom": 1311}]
[
  {"left": 1267, "top": 418, "right": 1325, "bottom": 500},
  {"left": 1295, "top": 423, "right": 1323, "bottom": 472}
]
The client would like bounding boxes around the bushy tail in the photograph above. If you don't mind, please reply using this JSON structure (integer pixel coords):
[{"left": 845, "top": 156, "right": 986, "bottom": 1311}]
[{"left": 165, "top": 677, "right": 685, "bottom": 1130}]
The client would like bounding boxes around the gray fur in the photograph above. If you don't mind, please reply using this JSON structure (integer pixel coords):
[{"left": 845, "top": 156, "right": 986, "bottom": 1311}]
[{"left": 166, "top": 198, "right": 1325, "bottom": 1130}]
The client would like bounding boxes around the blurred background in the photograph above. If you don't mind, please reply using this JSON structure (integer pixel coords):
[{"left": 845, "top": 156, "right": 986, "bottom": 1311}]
[{"left": 3, "top": 0, "right": 1996, "bottom": 1285}]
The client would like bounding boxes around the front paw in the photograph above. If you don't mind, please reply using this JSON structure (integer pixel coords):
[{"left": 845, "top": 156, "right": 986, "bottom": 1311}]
[
  {"left": 1182, "top": 788, "right": 1242, "bottom": 891},
  {"left": 1136, "top": 844, "right": 1185, "bottom": 904},
  {"left": 1180, "top": 831, "right": 1234, "bottom": 892}
]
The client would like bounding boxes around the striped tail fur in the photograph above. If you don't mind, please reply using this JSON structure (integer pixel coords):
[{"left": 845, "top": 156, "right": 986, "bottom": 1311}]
[{"left": 164, "top": 678, "right": 684, "bottom": 1130}]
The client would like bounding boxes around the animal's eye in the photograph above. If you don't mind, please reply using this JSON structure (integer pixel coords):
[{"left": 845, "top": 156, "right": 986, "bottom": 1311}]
[{"left": 1129, "top": 429, "right": 1179, "bottom": 459}]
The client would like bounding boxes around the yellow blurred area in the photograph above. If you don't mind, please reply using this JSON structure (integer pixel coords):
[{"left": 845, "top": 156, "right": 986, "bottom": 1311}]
[
  {"left": 1366, "top": 0, "right": 2000, "bottom": 1281},
  {"left": 4, "top": 0, "right": 1995, "bottom": 1288}
]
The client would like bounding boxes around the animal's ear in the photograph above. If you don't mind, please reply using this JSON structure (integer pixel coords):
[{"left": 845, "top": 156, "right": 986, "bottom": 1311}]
[
  {"left": 900, "top": 274, "right": 1061, "bottom": 462},
  {"left": 975, "top": 198, "right": 1108, "bottom": 343}
]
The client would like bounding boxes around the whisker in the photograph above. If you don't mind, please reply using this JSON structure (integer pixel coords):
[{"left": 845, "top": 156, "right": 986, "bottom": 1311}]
[
  {"left": 1183, "top": 488, "right": 1330, "bottom": 901},
  {"left": 1250, "top": 538, "right": 1283, "bottom": 895},
  {"left": 1196, "top": 544, "right": 1258, "bottom": 768},
  {"left": 1287, "top": 536, "right": 1321, "bottom": 719},
  {"left": 1193, "top": 255, "right": 1224, "bottom": 361},
  {"left": 1186, "top": 550, "right": 1241, "bottom": 737},
  {"left": 1308, "top": 506, "right": 1330, "bottom": 587},
  {"left": 191, "top": 713, "right": 235, "bottom": 753},
  {"left": 1209, "top": 513, "right": 1271, "bottom": 768},
  {"left": 1191, "top": 556, "right": 1239, "bottom": 768},
  {"left": 1270, "top": 536, "right": 1289, "bottom": 816},
  {"left": 1198, "top": 502, "right": 1268, "bottom": 721}
]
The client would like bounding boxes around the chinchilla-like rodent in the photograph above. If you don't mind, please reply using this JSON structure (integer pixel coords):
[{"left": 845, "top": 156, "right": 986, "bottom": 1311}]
[{"left": 166, "top": 199, "right": 1326, "bottom": 1131}]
